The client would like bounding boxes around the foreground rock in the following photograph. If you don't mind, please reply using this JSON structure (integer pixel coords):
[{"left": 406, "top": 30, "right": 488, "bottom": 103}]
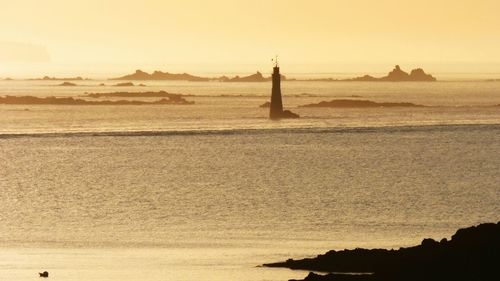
[
  {"left": 264, "top": 222, "right": 499, "bottom": 281},
  {"left": 0, "top": 95, "right": 194, "bottom": 105},
  {"left": 300, "top": 99, "right": 424, "bottom": 108}
]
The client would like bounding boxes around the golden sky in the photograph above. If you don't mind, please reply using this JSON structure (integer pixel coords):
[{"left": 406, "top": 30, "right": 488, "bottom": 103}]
[{"left": 1, "top": 0, "right": 499, "bottom": 76}]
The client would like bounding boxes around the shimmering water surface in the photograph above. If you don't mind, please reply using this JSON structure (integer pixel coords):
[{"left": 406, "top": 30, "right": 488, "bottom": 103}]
[{"left": 0, "top": 80, "right": 499, "bottom": 281}]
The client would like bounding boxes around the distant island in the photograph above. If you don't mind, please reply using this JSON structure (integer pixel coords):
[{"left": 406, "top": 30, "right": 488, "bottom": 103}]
[
  {"left": 0, "top": 95, "right": 194, "bottom": 105},
  {"left": 109, "top": 65, "right": 435, "bottom": 82},
  {"left": 263, "top": 222, "right": 499, "bottom": 281},
  {"left": 110, "top": 70, "right": 211, "bottom": 81},
  {"left": 300, "top": 99, "right": 425, "bottom": 108}
]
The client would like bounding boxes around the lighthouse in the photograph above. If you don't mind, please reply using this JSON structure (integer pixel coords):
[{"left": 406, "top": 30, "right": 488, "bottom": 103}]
[{"left": 269, "top": 58, "right": 299, "bottom": 119}]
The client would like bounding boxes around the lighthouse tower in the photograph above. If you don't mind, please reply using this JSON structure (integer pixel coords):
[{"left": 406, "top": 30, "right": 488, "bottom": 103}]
[
  {"left": 270, "top": 60, "right": 283, "bottom": 119},
  {"left": 269, "top": 57, "right": 299, "bottom": 119}
]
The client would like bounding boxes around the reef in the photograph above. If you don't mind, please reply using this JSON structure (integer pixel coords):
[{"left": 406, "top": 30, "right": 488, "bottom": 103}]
[
  {"left": 299, "top": 99, "right": 424, "bottom": 108},
  {"left": 0, "top": 95, "right": 194, "bottom": 105},
  {"left": 263, "top": 222, "right": 500, "bottom": 281}
]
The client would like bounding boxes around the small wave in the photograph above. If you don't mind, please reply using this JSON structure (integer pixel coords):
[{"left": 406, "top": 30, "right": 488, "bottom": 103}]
[{"left": 1, "top": 124, "right": 498, "bottom": 139}]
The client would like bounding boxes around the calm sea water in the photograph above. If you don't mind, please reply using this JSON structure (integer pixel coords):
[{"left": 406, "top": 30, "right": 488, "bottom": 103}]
[{"left": 0, "top": 80, "right": 499, "bottom": 281}]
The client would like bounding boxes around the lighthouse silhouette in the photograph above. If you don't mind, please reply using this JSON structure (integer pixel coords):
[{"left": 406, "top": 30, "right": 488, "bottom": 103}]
[{"left": 269, "top": 57, "right": 299, "bottom": 119}]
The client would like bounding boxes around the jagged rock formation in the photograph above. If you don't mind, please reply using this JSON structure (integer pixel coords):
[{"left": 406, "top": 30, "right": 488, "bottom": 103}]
[
  {"left": 349, "top": 65, "right": 436, "bottom": 82},
  {"left": 299, "top": 99, "right": 424, "bottom": 108},
  {"left": 264, "top": 222, "right": 500, "bottom": 281}
]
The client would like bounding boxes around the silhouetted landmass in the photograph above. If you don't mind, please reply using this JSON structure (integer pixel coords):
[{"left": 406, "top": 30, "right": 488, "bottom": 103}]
[
  {"left": 111, "top": 69, "right": 288, "bottom": 82},
  {"left": 31, "top": 76, "right": 89, "bottom": 81},
  {"left": 0, "top": 95, "right": 194, "bottom": 105},
  {"left": 83, "top": 91, "right": 188, "bottom": 104},
  {"left": 300, "top": 99, "right": 424, "bottom": 108},
  {"left": 3, "top": 77, "right": 13, "bottom": 81},
  {"left": 111, "top": 70, "right": 211, "bottom": 81},
  {"left": 264, "top": 222, "right": 500, "bottom": 281},
  {"left": 58, "top": 82, "right": 77, "bottom": 86}
]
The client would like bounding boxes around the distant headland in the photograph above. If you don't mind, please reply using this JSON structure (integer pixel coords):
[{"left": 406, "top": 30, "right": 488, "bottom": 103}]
[
  {"left": 263, "top": 222, "right": 499, "bottom": 281},
  {"left": 109, "top": 65, "right": 435, "bottom": 82}
]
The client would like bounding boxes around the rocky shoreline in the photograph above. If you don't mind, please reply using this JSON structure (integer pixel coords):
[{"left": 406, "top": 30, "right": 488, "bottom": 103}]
[{"left": 264, "top": 222, "right": 499, "bottom": 281}]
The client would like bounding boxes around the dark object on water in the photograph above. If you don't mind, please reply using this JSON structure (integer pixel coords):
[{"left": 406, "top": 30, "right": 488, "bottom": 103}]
[
  {"left": 39, "top": 271, "right": 49, "bottom": 278},
  {"left": 264, "top": 222, "right": 500, "bottom": 281},
  {"left": 269, "top": 59, "right": 299, "bottom": 119}
]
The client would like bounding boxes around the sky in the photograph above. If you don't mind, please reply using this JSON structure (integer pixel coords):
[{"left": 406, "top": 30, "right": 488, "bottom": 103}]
[{"left": 1, "top": 0, "right": 499, "bottom": 77}]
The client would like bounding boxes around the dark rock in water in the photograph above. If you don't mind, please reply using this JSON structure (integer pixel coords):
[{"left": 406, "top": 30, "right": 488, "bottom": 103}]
[
  {"left": 264, "top": 222, "right": 500, "bottom": 281},
  {"left": 39, "top": 271, "right": 49, "bottom": 278},
  {"left": 58, "top": 82, "right": 77, "bottom": 86},
  {"left": 299, "top": 99, "right": 424, "bottom": 108},
  {"left": 280, "top": 110, "right": 300, "bottom": 118},
  {"left": 260, "top": 101, "right": 271, "bottom": 108},
  {"left": 113, "top": 82, "right": 134, "bottom": 87}
]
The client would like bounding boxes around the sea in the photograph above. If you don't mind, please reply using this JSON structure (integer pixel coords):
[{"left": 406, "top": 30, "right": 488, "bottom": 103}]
[{"left": 0, "top": 78, "right": 499, "bottom": 281}]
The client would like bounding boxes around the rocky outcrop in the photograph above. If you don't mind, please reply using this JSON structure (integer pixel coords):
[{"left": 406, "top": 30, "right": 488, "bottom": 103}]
[
  {"left": 264, "top": 222, "right": 500, "bottom": 281},
  {"left": 299, "top": 99, "right": 424, "bottom": 108}
]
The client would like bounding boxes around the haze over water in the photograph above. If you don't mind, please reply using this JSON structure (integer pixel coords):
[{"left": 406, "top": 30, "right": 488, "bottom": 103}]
[
  {"left": 1, "top": 78, "right": 499, "bottom": 281},
  {"left": 1, "top": 0, "right": 500, "bottom": 280}
]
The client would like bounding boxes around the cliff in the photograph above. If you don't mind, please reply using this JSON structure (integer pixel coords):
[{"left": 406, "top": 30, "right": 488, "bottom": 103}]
[{"left": 263, "top": 222, "right": 500, "bottom": 281}]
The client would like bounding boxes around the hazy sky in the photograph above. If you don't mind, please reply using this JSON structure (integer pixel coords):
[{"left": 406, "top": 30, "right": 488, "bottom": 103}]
[{"left": 1, "top": 0, "right": 499, "bottom": 76}]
